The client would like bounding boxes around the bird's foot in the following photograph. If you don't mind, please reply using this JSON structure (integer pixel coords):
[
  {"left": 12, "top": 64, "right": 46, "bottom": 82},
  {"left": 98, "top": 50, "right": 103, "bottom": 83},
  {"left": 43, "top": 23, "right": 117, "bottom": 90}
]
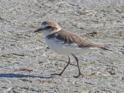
[{"left": 73, "top": 73, "right": 84, "bottom": 78}]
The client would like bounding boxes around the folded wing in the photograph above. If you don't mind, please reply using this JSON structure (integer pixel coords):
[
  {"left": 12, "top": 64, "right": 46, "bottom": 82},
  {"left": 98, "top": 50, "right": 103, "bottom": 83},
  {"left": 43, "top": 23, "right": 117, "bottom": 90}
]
[{"left": 46, "top": 30, "right": 109, "bottom": 50}]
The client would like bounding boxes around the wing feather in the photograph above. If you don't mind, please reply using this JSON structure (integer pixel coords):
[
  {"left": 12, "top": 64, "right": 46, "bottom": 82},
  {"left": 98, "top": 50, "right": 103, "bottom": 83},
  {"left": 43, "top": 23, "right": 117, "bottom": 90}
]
[{"left": 46, "top": 30, "right": 107, "bottom": 49}]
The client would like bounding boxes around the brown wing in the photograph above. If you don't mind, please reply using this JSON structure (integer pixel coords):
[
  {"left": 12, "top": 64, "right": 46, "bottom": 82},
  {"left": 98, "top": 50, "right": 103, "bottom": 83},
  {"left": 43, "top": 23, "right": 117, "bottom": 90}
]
[
  {"left": 47, "top": 30, "right": 109, "bottom": 50},
  {"left": 47, "top": 30, "right": 91, "bottom": 46}
]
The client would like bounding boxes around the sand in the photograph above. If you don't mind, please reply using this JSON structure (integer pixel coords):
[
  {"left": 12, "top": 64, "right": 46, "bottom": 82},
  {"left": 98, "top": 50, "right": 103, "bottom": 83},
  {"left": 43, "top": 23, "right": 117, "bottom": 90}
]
[{"left": 0, "top": 0, "right": 124, "bottom": 93}]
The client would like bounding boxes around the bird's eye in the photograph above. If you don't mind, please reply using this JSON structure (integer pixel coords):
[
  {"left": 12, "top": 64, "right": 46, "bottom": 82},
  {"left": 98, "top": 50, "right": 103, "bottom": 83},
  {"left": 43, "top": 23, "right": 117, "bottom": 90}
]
[{"left": 46, "top": 26, "right": 52, "bottom": 29}]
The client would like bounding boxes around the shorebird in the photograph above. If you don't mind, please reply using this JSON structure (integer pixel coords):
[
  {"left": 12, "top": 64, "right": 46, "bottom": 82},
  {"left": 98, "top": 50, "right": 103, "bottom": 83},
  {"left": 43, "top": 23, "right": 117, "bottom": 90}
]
[{"left": 34, "top": 20, "right": 110, "bottom": 78}]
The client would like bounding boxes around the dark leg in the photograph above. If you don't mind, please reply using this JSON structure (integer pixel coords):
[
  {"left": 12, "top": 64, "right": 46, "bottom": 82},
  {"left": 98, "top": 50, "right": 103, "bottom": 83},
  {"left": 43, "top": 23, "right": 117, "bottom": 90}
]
[
  {"left": 72, "top": 54, "right": 83, "bottom": 78},
  {"left": 51, "top": 56, "right": 70, "bottom": 76}
]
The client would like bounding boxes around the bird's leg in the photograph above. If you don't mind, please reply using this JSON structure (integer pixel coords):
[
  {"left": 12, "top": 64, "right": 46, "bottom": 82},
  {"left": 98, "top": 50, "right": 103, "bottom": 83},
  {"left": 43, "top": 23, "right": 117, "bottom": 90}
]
[
  {"left": 72, "top": 54, "right": 83, "bottom": 78},
  {"left": 51, "top": 56, "right": 70, "bottom": 76}
]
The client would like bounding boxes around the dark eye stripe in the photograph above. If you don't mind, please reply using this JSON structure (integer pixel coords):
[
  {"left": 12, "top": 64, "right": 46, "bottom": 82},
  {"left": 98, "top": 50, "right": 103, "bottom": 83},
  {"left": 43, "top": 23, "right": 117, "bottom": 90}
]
[{"left": 45, "top": 26, "right": 52, "bottom": 29}]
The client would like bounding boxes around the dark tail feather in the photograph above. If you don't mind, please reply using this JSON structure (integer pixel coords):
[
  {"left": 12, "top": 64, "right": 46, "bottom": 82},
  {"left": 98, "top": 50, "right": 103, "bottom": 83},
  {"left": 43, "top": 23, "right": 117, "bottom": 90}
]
[
  {"left": 100, "top": 44, "right": 112, "bottom": 51},
  {"left": 82, "top": 43, "right": 112, "bottom": 51},
  {"left": 91, "top": 43, "right": 112, "bottom": 51}
]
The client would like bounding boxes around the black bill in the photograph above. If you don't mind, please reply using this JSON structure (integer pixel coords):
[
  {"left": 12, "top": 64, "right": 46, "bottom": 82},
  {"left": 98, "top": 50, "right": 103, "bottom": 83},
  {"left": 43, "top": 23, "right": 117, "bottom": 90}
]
[{"left": 34, "top": 28, "right": 45, "bottom": 32}]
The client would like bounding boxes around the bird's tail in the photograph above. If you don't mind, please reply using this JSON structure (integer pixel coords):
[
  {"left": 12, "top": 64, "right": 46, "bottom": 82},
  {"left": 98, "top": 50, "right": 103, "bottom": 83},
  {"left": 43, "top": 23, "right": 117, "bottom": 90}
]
[{"left": 96, "top": 44, "right": 112, "bottom": 51}]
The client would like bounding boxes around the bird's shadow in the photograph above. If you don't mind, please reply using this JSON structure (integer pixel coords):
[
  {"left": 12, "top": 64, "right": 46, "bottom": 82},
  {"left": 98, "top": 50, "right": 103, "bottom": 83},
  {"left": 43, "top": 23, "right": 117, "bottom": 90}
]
[{"left": 0, "top": 73, "right": 52, "bottom": 79}]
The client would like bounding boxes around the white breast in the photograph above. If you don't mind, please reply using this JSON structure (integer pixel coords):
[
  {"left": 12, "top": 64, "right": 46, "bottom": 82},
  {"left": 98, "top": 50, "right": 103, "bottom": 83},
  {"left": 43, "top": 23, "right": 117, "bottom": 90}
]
[{"left": 45, "top": 37, "right": 89, "bottom": 55}]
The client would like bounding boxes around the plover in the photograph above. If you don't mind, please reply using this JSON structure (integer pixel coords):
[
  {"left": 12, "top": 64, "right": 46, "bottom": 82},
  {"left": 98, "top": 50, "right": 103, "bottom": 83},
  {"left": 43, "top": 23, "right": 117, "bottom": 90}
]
[{"left": 34, "top": 20, "right": 110, "bottom": 78}]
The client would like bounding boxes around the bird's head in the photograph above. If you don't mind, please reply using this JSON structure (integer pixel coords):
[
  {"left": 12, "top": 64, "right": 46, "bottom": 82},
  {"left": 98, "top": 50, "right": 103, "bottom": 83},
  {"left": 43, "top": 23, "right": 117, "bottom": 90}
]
[{"left": 34, "top": 20, "right": 62, "bottom": 35}]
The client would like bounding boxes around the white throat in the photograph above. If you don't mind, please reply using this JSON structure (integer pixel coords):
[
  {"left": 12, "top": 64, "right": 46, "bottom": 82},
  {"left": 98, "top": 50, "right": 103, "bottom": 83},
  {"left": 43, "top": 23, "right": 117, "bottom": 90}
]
[{"left": 43, "top": 30, "right": 52, "bottom": 37}]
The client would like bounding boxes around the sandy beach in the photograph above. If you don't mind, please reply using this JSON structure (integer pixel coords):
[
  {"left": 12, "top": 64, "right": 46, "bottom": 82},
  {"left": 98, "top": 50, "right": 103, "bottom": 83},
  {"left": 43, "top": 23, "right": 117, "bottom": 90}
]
[{"left": 0, "top": 0, "right": 124, "bottom": 93}]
